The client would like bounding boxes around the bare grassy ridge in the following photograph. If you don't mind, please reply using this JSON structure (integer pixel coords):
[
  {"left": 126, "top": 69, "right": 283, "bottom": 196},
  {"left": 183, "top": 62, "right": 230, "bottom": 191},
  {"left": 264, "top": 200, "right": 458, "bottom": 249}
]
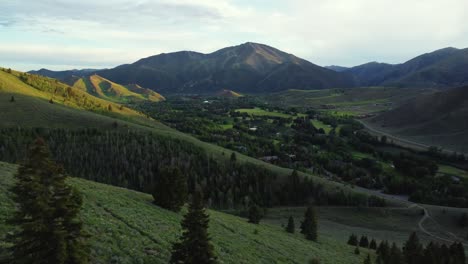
[{"left": 73, "top": 75, "right": 165, "bottom": 103}]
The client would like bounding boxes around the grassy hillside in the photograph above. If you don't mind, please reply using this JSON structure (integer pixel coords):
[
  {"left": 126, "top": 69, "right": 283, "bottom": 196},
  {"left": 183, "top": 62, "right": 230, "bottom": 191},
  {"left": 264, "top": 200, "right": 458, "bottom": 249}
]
[
  {"left": 73, "top": 75, "right": 165, "bottom": 103},
  {"left": 0, "top": 67, "right": 393, "bottom": 203},
  {"left": 368, "top": 86, "right": 468, "bottom": 153},
  {"left": 266, "top": 87, "right": 437, "bottom": 115},
  {"left": 0, "top": 162, "right": 372, "bottom": 264}
]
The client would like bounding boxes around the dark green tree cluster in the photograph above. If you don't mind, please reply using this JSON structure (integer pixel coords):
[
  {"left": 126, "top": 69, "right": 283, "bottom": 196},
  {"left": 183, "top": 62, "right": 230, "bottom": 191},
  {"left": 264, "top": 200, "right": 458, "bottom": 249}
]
[
  {"left": 347, "top": 234, "right": 358, "bottom": 246},
  {"left": 7, "top": 138, "right": 88, "bottom": 264},
  {"left": 0, "top": 128, "right": 386, "bottom": 210},
  {"left": 170, "top": 191, "right": 217, "bottom": 264},
  {"left": 285, "top": 216, "right": 295, "bottom": 233},
  {"left": 152, "top": 167, "right": 188, "bottom": 212},
  {"left": 247, "top": 204, "right": 262, "bottom": 224},
  {"left": 300, "top": 205, "right": 318, "bottom": 241},
  {"left": 348, "top": 234, "right": 377, "bottom": 249},
  {"left": 376, "top": 232, "right": 465, "bottom": 264}
]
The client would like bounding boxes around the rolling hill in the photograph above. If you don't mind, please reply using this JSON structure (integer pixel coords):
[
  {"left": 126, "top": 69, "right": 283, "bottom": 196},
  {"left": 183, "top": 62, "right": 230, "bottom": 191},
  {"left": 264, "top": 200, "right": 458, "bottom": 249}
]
[
  {"left": 367, "top": 86, "right": 468, "bottom": 153},
  {"left": 72, "top": 74, "right": 165, "bottom": 103},
  {"left": 32, "top": 42, "right": 357, "bottom": 94},
  {"left": 341, "top": 47, "right": 468, "bottom": 88}
]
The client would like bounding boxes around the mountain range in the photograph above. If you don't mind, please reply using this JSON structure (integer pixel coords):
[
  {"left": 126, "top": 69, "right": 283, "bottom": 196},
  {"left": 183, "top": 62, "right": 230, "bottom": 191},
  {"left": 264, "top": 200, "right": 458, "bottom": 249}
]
[
  {"left": 30, "top": 43, "right": 468, "bottom": 95},
  {"left": 30, "top": 42, "right": 357, "bottom": 94},
  {"left": 331, "top": 47, "right": 468, "bottom": 88}
]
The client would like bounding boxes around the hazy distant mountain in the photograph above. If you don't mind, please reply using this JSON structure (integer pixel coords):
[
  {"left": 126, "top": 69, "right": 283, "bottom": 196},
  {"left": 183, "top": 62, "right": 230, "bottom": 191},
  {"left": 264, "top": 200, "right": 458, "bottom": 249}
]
[
  {"left": 325, "top": 65, "right": 349, "bottom": 72},
  {"left": 346, "top": 47, "right": 468, "bottom": 88},
  {"left": 95, "top": 42, "right": 356, "bottom": 94}
]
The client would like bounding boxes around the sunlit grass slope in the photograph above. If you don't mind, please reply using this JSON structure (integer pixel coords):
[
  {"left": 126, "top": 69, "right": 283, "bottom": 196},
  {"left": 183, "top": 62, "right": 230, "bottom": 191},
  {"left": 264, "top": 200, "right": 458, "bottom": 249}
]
[{"left": 73, "top": 74, "right": 165, "bottom": 103}]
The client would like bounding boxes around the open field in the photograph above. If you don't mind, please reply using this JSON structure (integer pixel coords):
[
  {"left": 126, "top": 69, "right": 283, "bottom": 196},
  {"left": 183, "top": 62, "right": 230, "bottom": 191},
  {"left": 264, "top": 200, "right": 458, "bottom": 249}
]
[
  {"left": 236, "top": 107, "right": 293, "bottom": 118},
  {"left": 0, "top": 162, "right": 373, "bottom": 264}
]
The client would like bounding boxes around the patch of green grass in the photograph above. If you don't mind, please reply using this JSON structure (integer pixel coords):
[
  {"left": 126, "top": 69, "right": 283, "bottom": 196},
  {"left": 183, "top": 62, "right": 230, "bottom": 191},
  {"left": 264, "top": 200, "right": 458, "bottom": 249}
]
[
  {"left": 0, "top": 162, "right": 373, "bottom": 264},
  {"left": 312, "top": 119, "right": 333, "bottom": 134},
  {"left": 438, "top": 165, "right": 468, "bottom": 178},
  {"left": 236, "top": 107, "right": 292, "bottom": 118}
]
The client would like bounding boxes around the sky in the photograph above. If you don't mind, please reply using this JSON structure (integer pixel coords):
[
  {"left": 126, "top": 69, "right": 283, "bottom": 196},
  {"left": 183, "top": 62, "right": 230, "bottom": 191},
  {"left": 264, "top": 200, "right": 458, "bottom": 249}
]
[{"left": 1, "top": 0, "right": 468, "bottom": 71}]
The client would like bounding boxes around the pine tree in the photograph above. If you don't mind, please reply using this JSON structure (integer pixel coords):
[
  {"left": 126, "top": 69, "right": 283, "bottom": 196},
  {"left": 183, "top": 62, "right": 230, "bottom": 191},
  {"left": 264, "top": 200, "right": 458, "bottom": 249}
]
[
  {"left": 388, "top": 243, "right": 403, "bottom": 264},
  {"left": 8, "top": 138, "right": 88, "bottom": 264},
  {"left": 364, "top": 254, "right": 371, "bottom": 264},
  {"left": 170, "top": 190, "right": 217, "bottom": 264},
  {"left": 359, "top": 235, "right": 369, "bottom": 248},
  {"left": 230, "top": 152, "right": 237, "bottom": 163},
  {"left": 248, "top": 203, "right": 262, "bottom": 224},
  {"left": 354, "top": 247, "right": 360, "bottom": 255},
  {"left": 300, "top": 205, "right": 318, "bottom": 241},
  {"left": 458, "top": 212, "right": 468, "bottom": 228},
  {"left": 369, "top": 239, "right": 377, "bottom": 250},
  {"left": 10, "top": 95, "right": 15, "bottom": 102},
  {"left": 347, "top": 234, "right": 358, "bottom": 246},
  {"left": 286, "top": 216, "right": 295, "bottom": 233},
  {"left": 403, "top": 232, "right": 423, "bottom": 264},
  {"left": 152, "top": 166, "right": 188, "bottom": 212}
]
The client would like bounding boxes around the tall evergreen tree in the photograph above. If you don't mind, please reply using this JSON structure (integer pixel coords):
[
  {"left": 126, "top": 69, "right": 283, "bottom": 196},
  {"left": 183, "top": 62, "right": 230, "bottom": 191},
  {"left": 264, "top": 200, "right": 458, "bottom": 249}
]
[
  {"left": 348, "top": 234, "right": 358, "bottom": 246},
  {"left": 403, "top": 232, "right": 423, "bottom": 264},
  {"left": 364, "top": 254, "right": 371, "bottom": 264},
  {"left": 300, "top": 205, "right": 318, "bottom": 241},
  {"left": 359, "top": 236, "right": 369, "bottom": 248},
  {"left": 286, "top": 216, "right": 295, "bottom": 233},
  {"left": 10, "top": 95, "right": 15, "bottom": 102},
  {"left": 152, "top": 167, "right": 188, "bottom": 212},
  {"left": 170, "top": 190, "right": 217, "bottom": 264},
  {"left": 248, "top": 203, "right": 262, "bottom": 224},
  {"left": 369, "top": 239, "right": 377, "bottom": 250},
  {"left": 8, "top": 138, "right": 88, "bottom": 264},
  {"left": 388, "top": 243, "right": 403, "bottom": 264}
]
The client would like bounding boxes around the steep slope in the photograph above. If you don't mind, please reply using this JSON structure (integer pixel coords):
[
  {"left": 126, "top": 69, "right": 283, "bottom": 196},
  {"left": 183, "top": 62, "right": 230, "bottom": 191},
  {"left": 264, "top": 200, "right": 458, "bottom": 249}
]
[
  {"left": 368, "top": 86, "right": 468, "bottom": 152},
  {"left": 0, "top": 68, "right": 161, "bottom": 127},
  {"left": 347, "top": 47, "right": 468, "bottom": 88},
  {"left": 72, "top": 75, "right": 165, "bottom": 103},
  {"left": 96, "top": 42, "right": 356, "bottom": 94},
  {"left": 0, "top": 161, "right": 370, "bottom": 264}
]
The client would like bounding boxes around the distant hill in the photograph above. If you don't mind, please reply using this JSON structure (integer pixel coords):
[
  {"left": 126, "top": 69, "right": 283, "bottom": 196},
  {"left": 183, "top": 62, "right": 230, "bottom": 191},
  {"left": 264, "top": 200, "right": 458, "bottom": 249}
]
[
  {"left": 369, "top": 86, "right": 468, "bottom": 152},
  {"left": 32, "top": 42, "right": 357, "bottom": 94},
  {"left": 346, "top": 47, "right": 468, "bottom": 88},
  {"left": 72, "top": 75, "right": 164, "bottom": 103},
  {"left": 216, "top": 89, "right": 242, "bottom": 97},
  {"left": 325, "top": 65, "right": 349, "bottom": 72},
  {"left": 28, "top": 68, "right": 98, "bottom": 84}
]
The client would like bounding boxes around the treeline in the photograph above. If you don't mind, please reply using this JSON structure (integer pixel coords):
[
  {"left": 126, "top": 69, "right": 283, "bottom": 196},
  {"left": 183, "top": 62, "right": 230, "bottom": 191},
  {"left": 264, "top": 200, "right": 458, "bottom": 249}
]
[
  {"left": 348, "top": 232, "right": 465, "bottom": 264},
  {"left": 0, "top": 128, "right": 385, "bottom": 209}
]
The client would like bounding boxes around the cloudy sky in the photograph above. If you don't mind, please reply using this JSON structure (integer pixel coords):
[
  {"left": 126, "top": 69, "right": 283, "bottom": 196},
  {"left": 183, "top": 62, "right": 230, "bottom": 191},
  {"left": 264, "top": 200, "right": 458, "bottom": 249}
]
[{"left": 1, "top": 0, "right": 467, "bottom": 71}]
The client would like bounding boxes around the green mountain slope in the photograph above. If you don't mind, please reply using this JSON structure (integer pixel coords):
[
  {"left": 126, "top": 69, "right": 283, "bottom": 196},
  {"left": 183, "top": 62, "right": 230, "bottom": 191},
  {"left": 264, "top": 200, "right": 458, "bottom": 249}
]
[
  {"left": 346, "top": 47, "right": 468, "bottom": 88},
  {"left": 73, "top": 74, "right": 165, "bottom": 103},
  {"left": 368, "top": 86, "right": 468, "bottom": 153},
  {"left": 0, "top": 67, "right": 387, "bottom": 205},
  {"left": 0, "top": 161, "right": 370, "bottom": 264}
]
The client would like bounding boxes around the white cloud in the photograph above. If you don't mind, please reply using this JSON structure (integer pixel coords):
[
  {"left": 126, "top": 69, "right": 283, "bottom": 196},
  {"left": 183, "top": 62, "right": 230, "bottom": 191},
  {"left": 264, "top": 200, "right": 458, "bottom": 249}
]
[{"left": 1, "top": 0, "right": 468, "bottom": 70}]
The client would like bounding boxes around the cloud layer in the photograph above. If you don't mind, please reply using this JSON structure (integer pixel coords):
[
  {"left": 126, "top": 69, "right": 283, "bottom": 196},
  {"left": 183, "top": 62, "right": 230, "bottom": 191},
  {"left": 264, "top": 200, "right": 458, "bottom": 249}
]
[{"left": 1, "top": 0, "right": 467, "bottom": 70}]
